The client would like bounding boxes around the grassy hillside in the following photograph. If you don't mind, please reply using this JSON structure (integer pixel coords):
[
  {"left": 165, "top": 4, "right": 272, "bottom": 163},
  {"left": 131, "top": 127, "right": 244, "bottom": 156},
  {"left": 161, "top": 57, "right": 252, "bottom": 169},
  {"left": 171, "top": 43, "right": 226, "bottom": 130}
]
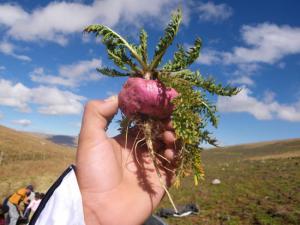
[
  {"left": 0, "top": 125, "right": 76, "bottom": 199},
  {"left": 1, "top": 125, "right": 299, "bottom": 224},
  {"left": 160, "top": 139, "right": 300, "bottom": 225}
]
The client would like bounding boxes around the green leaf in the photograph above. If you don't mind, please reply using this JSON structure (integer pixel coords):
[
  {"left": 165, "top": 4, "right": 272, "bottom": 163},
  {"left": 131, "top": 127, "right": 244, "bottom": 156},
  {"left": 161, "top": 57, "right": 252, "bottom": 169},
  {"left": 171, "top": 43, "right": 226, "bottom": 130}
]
[
  {"left": 139, "top": 29, "right": 148, "bottom": 64},
  {"left": 84, "top": 24, "right": 147, "bottom": 71},
  {"left": 163, "top": 37, "right": 202, "bottom": 71},
  {"left": 117, "top": 114, "right": 133, "bottom": 133},
  {"left": 171, "top": 70, "right": 240, "bottom": 96},
  {"left": 201, "top": 130, "right": 218, "bottom": 147},
  {"left": 199, "top": 97, "right": 218, "bottom": 128},
  {"left": 97, "top": 67, "right": 130, "bottom": 77},
  {"left": 106, "top": 49, "right": 128, "bottom": 70},
  {"left": 149, "top": 8, "right": 182, "bottom": 70}
]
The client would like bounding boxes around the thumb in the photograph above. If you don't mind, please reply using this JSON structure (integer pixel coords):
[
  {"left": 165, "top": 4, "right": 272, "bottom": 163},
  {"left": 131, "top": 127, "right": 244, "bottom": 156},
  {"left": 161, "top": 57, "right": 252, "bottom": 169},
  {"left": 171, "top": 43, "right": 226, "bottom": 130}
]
[{"left": 79, "top": 96, "right": 118, "bottom": 142}]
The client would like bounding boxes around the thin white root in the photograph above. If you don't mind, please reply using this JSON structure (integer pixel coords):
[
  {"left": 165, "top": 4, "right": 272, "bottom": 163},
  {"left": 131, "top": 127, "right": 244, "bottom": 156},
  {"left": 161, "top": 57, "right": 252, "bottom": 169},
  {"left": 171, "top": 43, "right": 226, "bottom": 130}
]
[
  {"left": 134, "top": 137, "right": 145, "bottom": 167},
  {"left": 157, "top": 162, "right": 175, "bottom": 173},
  {"left": 154, "top": 152, "right": 171, "bottom": 164},
  {"left": 144, "top": 121, "right": 178, "bottom": 213},
  {"left": 125, "top": 123, "right": 129, "bottom": 152},
  {"left": 126, "top": 130, "right": 141, "bottom": 165},
  {"left": 122, "top": 122, "right": 130, "bottom": 166}
]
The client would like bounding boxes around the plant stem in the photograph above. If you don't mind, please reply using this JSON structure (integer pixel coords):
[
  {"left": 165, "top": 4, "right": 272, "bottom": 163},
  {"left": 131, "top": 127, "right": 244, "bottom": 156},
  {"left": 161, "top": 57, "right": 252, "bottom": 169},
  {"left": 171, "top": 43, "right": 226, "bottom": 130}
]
[{"left": 144, "top": 71, "right": 152, "bottom": 80}]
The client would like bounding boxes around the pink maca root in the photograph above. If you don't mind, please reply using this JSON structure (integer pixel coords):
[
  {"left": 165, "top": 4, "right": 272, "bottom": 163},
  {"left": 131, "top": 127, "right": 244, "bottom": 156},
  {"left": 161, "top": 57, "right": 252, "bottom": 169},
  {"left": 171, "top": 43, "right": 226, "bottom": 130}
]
[{"left": 118, "top": 77, "right": 178, "bottom": 119}]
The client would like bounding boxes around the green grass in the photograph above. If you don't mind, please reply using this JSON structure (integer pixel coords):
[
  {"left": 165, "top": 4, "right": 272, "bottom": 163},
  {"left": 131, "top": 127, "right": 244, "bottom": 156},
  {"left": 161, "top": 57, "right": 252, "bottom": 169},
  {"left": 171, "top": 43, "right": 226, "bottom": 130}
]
[{"left": 159, "top": 139, "right": 300, "bottom": 225}]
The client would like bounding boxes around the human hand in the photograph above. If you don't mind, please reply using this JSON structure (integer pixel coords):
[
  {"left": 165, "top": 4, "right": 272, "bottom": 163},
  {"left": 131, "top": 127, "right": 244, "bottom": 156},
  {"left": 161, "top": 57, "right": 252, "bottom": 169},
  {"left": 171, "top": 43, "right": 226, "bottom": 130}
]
[{"left": 76, "top": 96, "right": 179, "bottom": 225}]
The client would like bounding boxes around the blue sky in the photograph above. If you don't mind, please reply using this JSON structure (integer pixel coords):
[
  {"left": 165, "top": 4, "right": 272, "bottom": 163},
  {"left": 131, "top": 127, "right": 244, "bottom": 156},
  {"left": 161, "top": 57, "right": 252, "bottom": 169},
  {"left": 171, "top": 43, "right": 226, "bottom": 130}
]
[{"left": 0, "top": 0, "right": 299, "bottom": 146}]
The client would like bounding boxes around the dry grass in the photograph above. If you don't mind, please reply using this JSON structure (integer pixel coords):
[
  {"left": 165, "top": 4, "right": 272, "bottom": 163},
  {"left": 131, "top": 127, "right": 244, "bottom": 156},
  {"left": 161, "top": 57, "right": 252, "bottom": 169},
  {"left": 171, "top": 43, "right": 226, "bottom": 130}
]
[
  {"left": 160, "top": 138, "right": 300, "bottom": 225},
  {"left": 1, "top": 124, "right": 300, "bottom": 224},
  {"left": 0, "top": 125, "right": 76, "bottom": 199}
]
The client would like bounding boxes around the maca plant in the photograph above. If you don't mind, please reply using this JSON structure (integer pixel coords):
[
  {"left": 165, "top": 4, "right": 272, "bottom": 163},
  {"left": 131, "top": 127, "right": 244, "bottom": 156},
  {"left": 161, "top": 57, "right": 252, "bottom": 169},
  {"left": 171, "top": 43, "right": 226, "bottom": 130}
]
[{"left": 84, "top": 9, "right": 239, "bottom": 212}]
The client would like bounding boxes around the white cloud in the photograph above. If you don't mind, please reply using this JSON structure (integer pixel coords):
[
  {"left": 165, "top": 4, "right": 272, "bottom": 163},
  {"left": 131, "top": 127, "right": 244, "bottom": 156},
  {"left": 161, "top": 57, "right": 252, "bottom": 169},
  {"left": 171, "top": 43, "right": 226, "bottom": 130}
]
[
  {"left": 197, "top": 49, "right": 222, "bottom": 65},
  {"left": 0, "top": 3, "right": 28, "bottom": 26},
  {"left": 228, "top": 63, "right": 259, "bottom": 86},
  {"left": 197, "top": 49, "right": 259, "bottom": 86},
  {"left": 0, "top": 66, "right": 5, "bottom": 70},
  {"left": 197, "top": 23, "right": 300, "bottom": 66},
  {"left": 224, "top": 23, "right": 300, "bottom": 64},
  {"left": 217, "top": 88, "right": 300, "bottom": 122},
  {"left": 0, "top": 79, "right": 32, "bottom": 112},
  {"left": 12, "top": 119, "right": 31, "bottom": 127},
  {"left": 30, "top": 58, "right": 101, "bottom": 87},
  {"left": 0, "top": 78, "right": 85, "bottom": 115},
  {"left": 197, "top": 23, "right": 300, "bottom": 86},
  {"left": 263, "top": 90, "right": 276, "bottom": 104},
  {"left": 236, "top": 63, "right": 260, "bottom": 75},
  {"left": 30, "top": 68, "right": 75, "bottom": 87},
  {"left": 58, "top": 59, "right": 100, "bottom": 80},
  {"left": 0, "top": 0, "right": 180, "bottom": 45},
  {"left": 0, "top": 41, "right": 31, "bottom": 61},
  {"left": 197, "top": 2, "right": 233, "bottom": 22},
  {"left": 217, "top": 88, "right": 273, "bottom": 120},
  {"left": 32, "top": 86, "right": 85, "bottom": 115},
  {"left": 229, "top": 76, "right": 254, "bottom": 86},
  {"left": 276, "top": 103, "right": 300, "bottom": 121}
]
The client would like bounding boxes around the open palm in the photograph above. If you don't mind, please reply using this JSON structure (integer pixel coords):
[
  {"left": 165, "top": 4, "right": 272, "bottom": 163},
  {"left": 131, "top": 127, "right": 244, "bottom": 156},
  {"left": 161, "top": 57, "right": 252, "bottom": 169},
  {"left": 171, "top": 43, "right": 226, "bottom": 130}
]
[{"left": 76, "top": 97, "right": 178, "bottom": 225}]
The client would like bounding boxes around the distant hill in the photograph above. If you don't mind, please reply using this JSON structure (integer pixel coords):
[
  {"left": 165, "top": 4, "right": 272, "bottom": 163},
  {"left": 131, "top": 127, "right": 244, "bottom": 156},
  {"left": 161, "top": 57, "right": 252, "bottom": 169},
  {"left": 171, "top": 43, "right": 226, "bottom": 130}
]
[
  {"left": 46, "top": 135, "right": 78, "bottom": 147},
  {"left": 203, "top": 138, "right": 300, "bottom": 162},
  {"left": 28, "top": 132, "right": 78, "bottom": 148}
]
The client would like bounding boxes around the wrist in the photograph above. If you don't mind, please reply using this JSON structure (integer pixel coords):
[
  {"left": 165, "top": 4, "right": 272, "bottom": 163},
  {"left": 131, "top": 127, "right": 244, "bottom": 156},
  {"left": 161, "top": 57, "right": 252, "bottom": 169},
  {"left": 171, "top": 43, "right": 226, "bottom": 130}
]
[{"left": 82, "top": 198, "right": 103, "bottom": 225}]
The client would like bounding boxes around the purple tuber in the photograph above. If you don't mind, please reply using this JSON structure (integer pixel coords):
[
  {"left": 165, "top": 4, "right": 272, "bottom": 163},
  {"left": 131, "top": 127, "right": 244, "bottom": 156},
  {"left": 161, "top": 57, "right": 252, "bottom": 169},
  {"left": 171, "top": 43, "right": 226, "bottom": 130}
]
[{"left": 118, "top": 77, "right": 178, "bottom": 119}]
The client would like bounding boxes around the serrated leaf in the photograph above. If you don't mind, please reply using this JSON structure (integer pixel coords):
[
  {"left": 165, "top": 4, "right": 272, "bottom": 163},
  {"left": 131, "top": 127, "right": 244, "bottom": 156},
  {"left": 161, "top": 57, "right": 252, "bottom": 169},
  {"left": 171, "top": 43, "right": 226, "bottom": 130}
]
[
  {"left": 163, "top": 38, "right": 202, "bottom": 71},
  {"left": 149, "top": 8, "right": 182, "bottom": 70},
  {"left": 84, "top": 24, "right": 147, "bottom": 71},
  {"left": 97, "top": 67, "right": 130, "bottom": 77},
  {"left": 139, "top": 29, "right": 148, "bottom": 64}
]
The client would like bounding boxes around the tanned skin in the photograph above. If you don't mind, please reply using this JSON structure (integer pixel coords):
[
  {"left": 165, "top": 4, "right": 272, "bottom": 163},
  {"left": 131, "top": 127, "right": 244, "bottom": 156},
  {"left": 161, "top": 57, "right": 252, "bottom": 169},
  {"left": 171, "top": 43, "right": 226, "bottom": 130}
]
[{"left": 76, "top": 96, "right": 179, "bottom": 225}]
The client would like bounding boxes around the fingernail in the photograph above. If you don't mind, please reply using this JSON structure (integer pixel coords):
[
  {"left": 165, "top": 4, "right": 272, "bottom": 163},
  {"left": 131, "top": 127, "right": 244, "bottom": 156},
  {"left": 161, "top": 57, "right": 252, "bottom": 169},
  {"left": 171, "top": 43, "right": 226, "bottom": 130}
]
[{"left": 105, "top": 95, "right": 117, "bottom": 102}]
